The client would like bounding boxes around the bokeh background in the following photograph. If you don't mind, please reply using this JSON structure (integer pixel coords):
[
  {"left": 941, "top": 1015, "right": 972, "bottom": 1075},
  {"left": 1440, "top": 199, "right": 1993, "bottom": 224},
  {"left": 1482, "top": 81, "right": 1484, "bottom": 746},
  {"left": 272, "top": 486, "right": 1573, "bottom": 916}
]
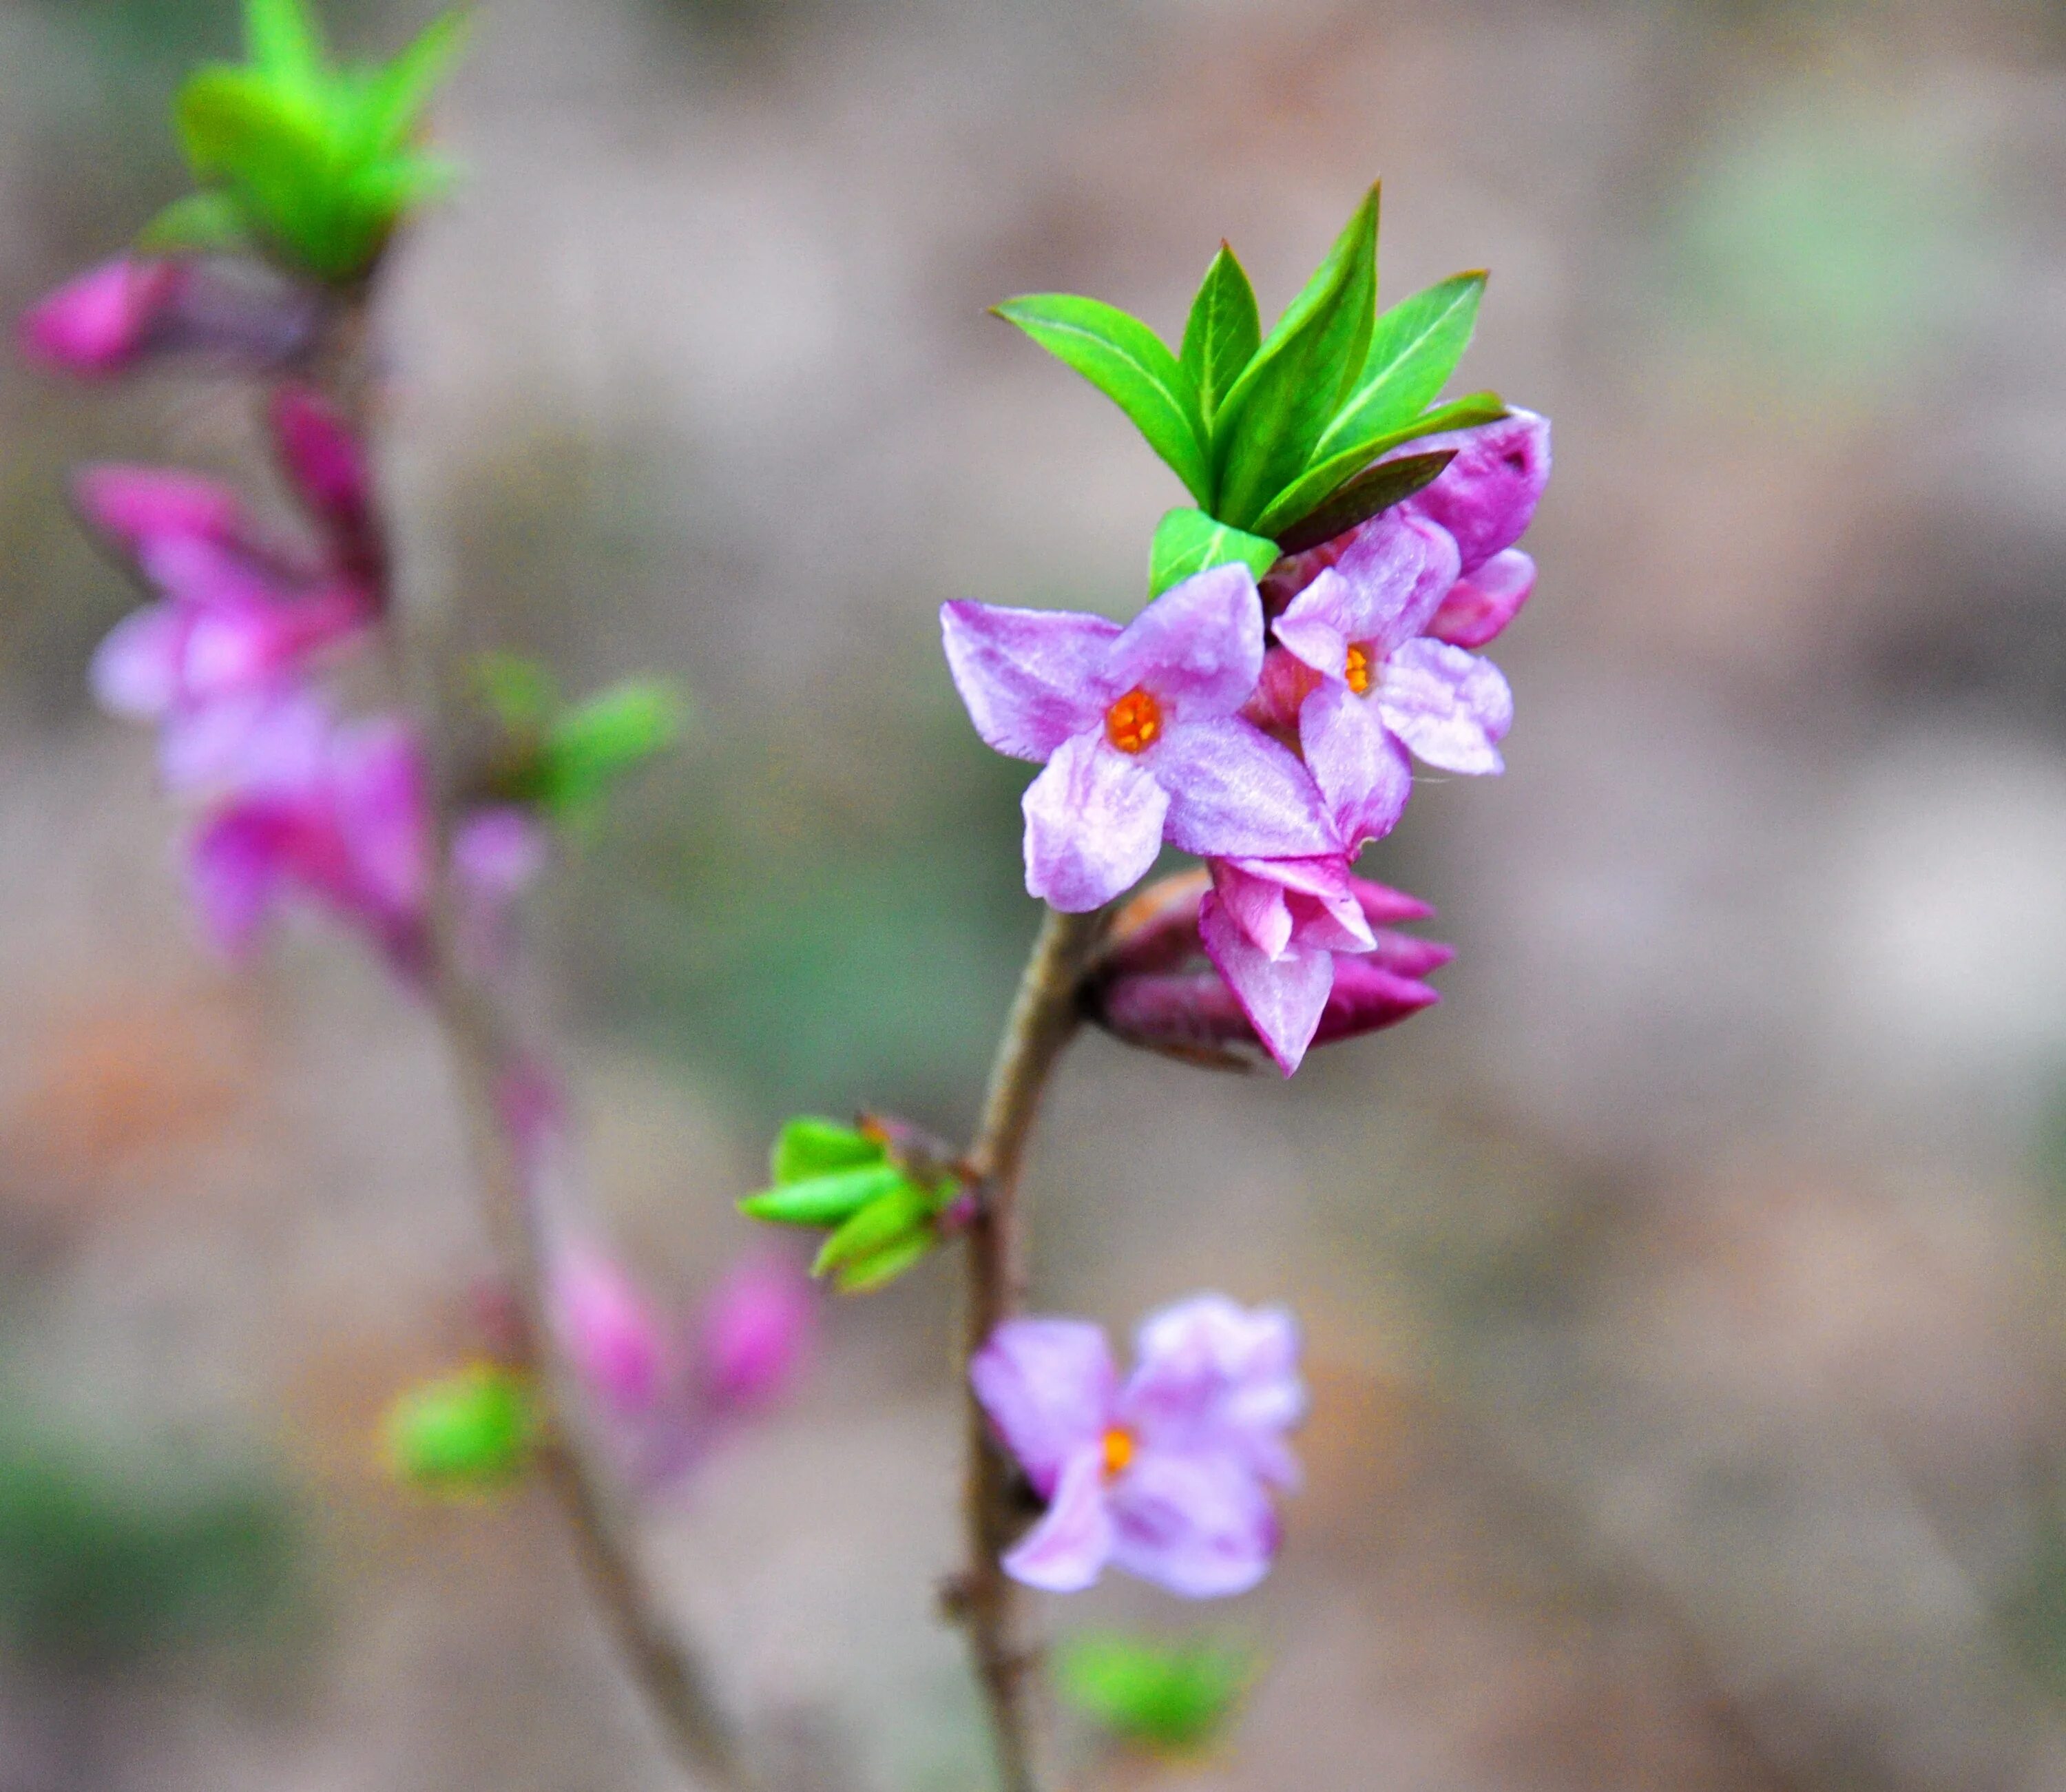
[{"left": 6, "top": 0, "right": 2066, "bottom": 1785}]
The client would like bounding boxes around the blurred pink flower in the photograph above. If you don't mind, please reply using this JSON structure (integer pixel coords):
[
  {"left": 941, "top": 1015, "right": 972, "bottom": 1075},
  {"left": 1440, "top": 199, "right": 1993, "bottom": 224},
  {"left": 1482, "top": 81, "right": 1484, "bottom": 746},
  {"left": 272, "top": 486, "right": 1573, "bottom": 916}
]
[
  {"left": 20, "top": 258, "right": 184, "bottom": 376},
  {"left": 697, "top": 1253, "right": 814, "bottom": 1416}
]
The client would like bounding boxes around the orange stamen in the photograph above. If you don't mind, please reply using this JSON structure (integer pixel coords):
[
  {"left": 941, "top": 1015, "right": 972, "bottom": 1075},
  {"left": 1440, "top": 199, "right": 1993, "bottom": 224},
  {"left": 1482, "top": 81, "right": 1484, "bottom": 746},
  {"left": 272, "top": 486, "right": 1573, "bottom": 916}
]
[
  {"left": 1100, "top": 1426, "right": 1136, "bottom": 1479},
  {"left": 1103, "top": 686, "right": 1163, "bottom": 754},
  {"left": 1345, "top": 642, "right": 1373, "bottom": 696}
]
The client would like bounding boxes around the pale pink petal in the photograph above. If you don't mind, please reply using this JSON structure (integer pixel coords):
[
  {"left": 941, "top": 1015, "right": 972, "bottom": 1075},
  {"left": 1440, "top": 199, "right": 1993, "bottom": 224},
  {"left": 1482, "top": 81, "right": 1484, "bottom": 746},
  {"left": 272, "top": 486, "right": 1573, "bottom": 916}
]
[
  {"left": 1377, "top": 639, "right": 1512, "bottom": 775},
  {"left": 1395, "top": 409, "right": 1551, "bottom": 574},
  {"left": 1297, "top": 685, "right": 1412, "bottom": 850},
  {"left": 1107, "top": 1450, "right": 1278, "bottom": 1598},
  {"left": 1271, "top": 569, "right": 1354, "bottom": 682},
  {"left": 452, "top": 806, "right": 549, "bottom": 900},
  {"left": 1279, "top": 512, "right": 1459, "bottom": 658},
  {"left": 1426, "top": 549, "right": 1535, "bottom": 649},
  {"left": 941, "top": 601, "right": 1119, "bottom": 762},
  {"left": 1001, "top": 1446, "right": 1115, "bottom": 1593},
  {"left": 1153, "top": 718, "right": 1334, "bottom": 862},
  {"left": 1199, "top": 890, "right": 1333, "bottom": 1075},
  {"left": 1127, "top": 1295, "right": 1306, "bottom": 1489},
  {"left": 89, "top": 605, "right": 184, "bottom": 719},
  {"left": 1105, "top": 563, "right": 1264, "bottom": 719},
  {"left": 698, "top": 1255, "right": 814, "bottom": 1415},
  {"left": 329, "top": 720, "right": 430, "bottom": 916},
  {"left": 1022, "top": 731, "right": 1168, "bottom": 912},
  {"left": 552, "top": 1243, "right": 673, "bottom": 1421},
  {"left": 1215, "top": 856, "right": 1375, "bottom": 956},
  {"left": 971, "top": 1317, "right": 1116, "bottom": 1499}
]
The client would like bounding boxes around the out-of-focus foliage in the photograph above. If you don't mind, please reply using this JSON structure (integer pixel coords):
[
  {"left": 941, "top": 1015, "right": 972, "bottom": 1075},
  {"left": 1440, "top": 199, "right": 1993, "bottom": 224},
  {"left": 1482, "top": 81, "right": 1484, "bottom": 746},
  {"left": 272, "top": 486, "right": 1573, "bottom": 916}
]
[{"left": 1054, "top": 1631, "right": 1252, "bottom": 1755}]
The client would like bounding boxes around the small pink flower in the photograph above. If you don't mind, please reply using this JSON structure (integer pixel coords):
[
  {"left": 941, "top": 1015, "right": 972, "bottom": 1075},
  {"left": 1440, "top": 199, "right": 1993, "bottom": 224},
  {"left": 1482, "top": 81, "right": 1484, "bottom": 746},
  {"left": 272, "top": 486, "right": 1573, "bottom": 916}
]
[
  {"left": 552, "top": 1242, "right": 674, "bottom": 1421},
  {"left": 971, "top": 1293, "right": 1306, "bottom": 1598},
  {"left": 696, "top": 1254, "right": 815, "bottom": 1417},
  {"left": 20, "top": 258, "right": 184, "bottom": 376}
]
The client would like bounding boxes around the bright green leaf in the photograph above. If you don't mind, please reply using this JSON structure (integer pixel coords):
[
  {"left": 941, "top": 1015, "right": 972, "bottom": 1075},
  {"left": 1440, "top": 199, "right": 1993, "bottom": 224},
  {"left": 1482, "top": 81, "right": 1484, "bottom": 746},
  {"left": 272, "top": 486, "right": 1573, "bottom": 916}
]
[
  {"left": 1251, "top": 390, "right": 1505, "bottom": 540},
  {"left": 1055, "top": 1632, "right": 1253, "bottom": 1754},
  {"left": 741, "top": 1163, "right": 907, "bottom": 1228},
  {"left": 771, "top": 1116, "right": 886, "bottom": 1184},
  {"left": 244, "top": 0, "right": 328, "bottom": 88},
  {"left": 811, "top": 1186, "right": 932, "bottom": 1282},
  {"left": 136, "top": 190, "right": 253, "bottom": 256},
  {"left": 1147, "top": 508, "right": 1279, "bottom": 599},
  {"left": 534, "top": 678, "right": 684, "bottom": 813},
  {"left": 357, "top": 8, "right": 470, "bottom": 155},
  {"left": 1211, "top": 185, "right": 1380, "bottom": 528},
  {"left": 831, "top": 1228, "right": 938, "bottom": 1293},
  {"left": 384, "top": 1365, "right": 536, "bottom": 1493},
  {"left": 992, "top": 295, "right": 1209, "bottom": 503},
  {"left": 1178, "top": 244, "right": 1261, "bottom": 434},
  {"left": 472, "top": 652, "right": 559, "bottom": 734},
  {"left": 1269, "top": 450, "right": 1454, "bottom": 555},
  {"left": 1307, "top": 271, "right": 1485, "bottom": 475}
]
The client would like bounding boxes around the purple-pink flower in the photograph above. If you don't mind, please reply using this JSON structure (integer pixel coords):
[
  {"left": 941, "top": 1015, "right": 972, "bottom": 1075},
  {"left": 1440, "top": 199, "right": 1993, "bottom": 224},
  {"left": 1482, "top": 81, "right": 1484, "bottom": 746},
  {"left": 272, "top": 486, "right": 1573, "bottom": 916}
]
[
  {"left": 970, "top": 1293, "right": 1305, "bottom": 1597},
  {"left": 21, "top": 256, "right": 326, "bottom": 379},
  {"left": 942, "top": 566, "right": 1333, "bottom": 910},
  {"left": 20, "top": 258, "right": 185, "bottom": 377}
]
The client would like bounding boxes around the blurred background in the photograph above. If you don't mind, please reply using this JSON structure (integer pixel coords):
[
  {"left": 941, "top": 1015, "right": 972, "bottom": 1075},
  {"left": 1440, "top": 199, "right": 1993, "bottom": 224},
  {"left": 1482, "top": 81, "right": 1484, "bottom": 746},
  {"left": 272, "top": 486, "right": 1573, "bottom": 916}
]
[{"left": 6, "top": 0, "right": 2066, "bottom": 1785}]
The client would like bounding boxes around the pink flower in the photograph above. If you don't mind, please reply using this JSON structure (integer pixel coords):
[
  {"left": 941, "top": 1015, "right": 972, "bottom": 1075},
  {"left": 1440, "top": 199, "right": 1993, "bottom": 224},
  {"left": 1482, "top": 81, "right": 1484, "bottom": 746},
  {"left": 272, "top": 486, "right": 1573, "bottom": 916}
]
[
  {"left": 1397, "top": 408, "right": 1552, "bottom": 648},
  {"left": 187, "top": 700, "right": 431, "bottom": 970},
  {"left": 552, "top": 1242, "right": 674, "bottom": 1421},
  {"left": 942, "top": 566, "right": 1333, "bottom": 910},
  {"left": 270, "top": 384, "right": 383, "bottom": 585},
  {"left": 1094, "top": 868, "right": 1448, "bottom": 1073},
  {"left": 970, "top": 1293, "right": 1306, "bottom": 1598},
  {"left": 696, "top": 1254, "right": 815, "bottom": 1416},
  {"left": 20, "top": 258, "right": 185, "bottom": 376}
]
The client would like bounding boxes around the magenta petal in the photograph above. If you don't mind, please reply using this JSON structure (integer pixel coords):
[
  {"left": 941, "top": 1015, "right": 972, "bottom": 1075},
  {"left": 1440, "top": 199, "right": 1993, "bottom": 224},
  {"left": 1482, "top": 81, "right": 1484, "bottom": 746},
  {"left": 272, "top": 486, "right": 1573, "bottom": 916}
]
[
  {"left": 552, "top": 1243, "right": 672, "bottom": 1421},
  {"left": 1200, "top": 891, "right": 1333, "bottom": 1075},
  {"left": 1271, "top": 570, "right": 1354, "bottom": 682},
  {"left": 1107, "top": 1450, "right": 1278, "bottom": 1598},
  {"left": 1426, "top": 550, "right": 1535, "bottom": 649},
  {"left": 452, "top": 806, "right": 549, "bottom": 900},
  {"left": 271, "top": 384, "right": 373, "bottom": 545},
  {"left": 1377, "top": 639, "right": 1512, "bottom": 775},
  {"left": 1330, "top": 511, "right": 1462, "bottom": 653},
  {"left": 74, "top": 466, "right": 244, "bottom": 552},
  {"left": 1397, "top": 409, "right": 1551, "bottom": 574},
  {"left": 1154, "top": 718, "right": 1334, "bottom": 862},
  {"left": 1312, "top": 956, "right": 1442, "bottom": 1045},
  {"left": 329, "top": 720, "right": 430, "bottom": 916},
  {"left": 1209, "top": 859, "right": 1295, "bottom": 959},
  {"left": 187, "top": 809, "right": 288, "bottom": 951},
  {"left": 971, "top": 1317, "right": 1116, "bottom": 1500},
  {"left": 1297, "top": 685, "right": 1412, "bottom": 851},
  {"left": 1105, "top": 564, "right": 1264, "bottom": 720},
  {"left": 21, "top": 258, "right": 180, "bottom": 376},
  {"left": 942, "top": 601, "right": 1120, "bottom": 762},
  {"left": 1350, "top": 877, "right": 1434, "bottom": 928},
  {"left": 89, "top": 605, "right": 184, "bottom": 720},
  {"left": 1022, "top": 732, "right": 1169, "bottom": 912},
  {"left": 1217, "top": 856, "right": 1374, "bottom": 956},
  {"left": 1002, "top": 1446, "right": 1115, "bottom": 1593},
  {"left": 698, "top": 1256, "right": 814, "bottom": 1415}
]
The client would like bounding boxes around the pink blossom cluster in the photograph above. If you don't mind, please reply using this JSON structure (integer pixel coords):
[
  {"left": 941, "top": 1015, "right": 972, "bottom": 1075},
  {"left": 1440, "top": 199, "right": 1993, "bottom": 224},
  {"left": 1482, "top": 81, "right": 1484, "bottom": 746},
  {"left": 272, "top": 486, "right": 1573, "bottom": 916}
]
[{"left": 943, "top": 410, "right": 1549, "bottom": 1072}]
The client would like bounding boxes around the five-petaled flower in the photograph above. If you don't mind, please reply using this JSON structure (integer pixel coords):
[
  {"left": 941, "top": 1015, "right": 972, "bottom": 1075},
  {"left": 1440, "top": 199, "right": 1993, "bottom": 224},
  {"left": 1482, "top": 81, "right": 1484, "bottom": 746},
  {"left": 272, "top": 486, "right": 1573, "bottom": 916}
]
[
  {"left": 942, "top": 565, "right": 1334, "bottom": 911},
  {"left": 971, "top": 1293, "right": 1305, "bottom": 1597}
]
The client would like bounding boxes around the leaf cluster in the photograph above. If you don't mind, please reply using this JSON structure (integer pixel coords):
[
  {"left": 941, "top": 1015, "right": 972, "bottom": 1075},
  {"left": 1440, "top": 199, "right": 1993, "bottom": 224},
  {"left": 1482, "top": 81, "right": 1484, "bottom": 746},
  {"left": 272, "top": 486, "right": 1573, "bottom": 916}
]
[
  {"left": 475, "top": 654, "right": 686, "bottom": 821},
  {"left": 1054, "top": 1631, "right": 1254, "bottom": 1754},
  {"left": 994, "top": 187, "right": 1506, "bottom": 594},
  {"left": 154, "top": 0, "right": 469, "bottom": 282},
  {"left": 740, "top": 1117, "right": 964, "bottom": 1293}
]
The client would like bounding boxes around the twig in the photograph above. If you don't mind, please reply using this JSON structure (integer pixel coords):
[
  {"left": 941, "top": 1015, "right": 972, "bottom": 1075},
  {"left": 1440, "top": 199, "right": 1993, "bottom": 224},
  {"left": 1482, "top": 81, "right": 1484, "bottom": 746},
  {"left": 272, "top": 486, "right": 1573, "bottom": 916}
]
[{"left": 954, "top": 905, "right": 1105, "bottom": 1792}]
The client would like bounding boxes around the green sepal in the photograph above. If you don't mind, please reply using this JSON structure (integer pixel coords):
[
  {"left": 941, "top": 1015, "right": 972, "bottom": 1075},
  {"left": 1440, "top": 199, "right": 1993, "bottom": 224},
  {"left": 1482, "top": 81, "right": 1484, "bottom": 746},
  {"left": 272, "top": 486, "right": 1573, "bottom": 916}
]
[
  {"left": 1178, "top": 244, "right": 1261, "bottom": 433},
  {"left": 769, "top": 1116, "right": 886, "bottom": 1184},
  {"left": 1054, "top": 1632, "right": 1253, "bottom": 1755},
  {"left": 1147, "top": 508, "right": 1279, "bottom": 600},
  {"left": 811, "top": 1185, "right": 935, "bottom": 1284},
  {"left": 383, "top": 1364, "right": 537, "bottom": 1493},
  {"left": 137, "top": 190, "right": 254, "bottom": 256},
  {"left": 740, "top": 1163, "right": 906, "bottom": 1228},
  {"left": 992, "top": 294, "right": 1210, "bottom": 503},
  {"left": 524, "top": 678, "right": 685, "bottom": 816},
  {"left": 1250, "top": 390, "right": 1506, "bottom": 541},
  {"left": 1210, "top": 186, "right": 1380, "bottom": 528},
  {"left": 1270, "top": 450, "right": 1454, "bottom": 556}
]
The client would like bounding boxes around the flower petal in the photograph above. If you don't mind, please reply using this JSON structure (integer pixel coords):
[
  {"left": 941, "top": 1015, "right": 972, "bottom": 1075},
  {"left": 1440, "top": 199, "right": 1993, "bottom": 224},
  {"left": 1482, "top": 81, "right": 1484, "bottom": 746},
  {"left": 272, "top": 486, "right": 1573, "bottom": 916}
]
[
  {"left": 941, "top": 601, "right": 1119, "bottom": 762},
  {"left": 1426, "top": 549, "right": 1535, "bottom": 649},
  {"left": 89, "top": 605, "right": 185, "bottom": 720},
  {"left": 1297, "top": 685, "right": 1412, "bottom": 851},
  {"left": 1105, "top": 563, "right": 1264, "bottom": 720},
  {"left": 1108, "top": 1449, "right": 1279, "bottom": 1598},
  {"left": 1199, "top": 890, "right": 1334, "bottom": 1076},
  {"left": 1154, "top": 717, "right": 1335, "bottom": 862},
  {"left": 1216, "top": 855, "right": 1374, "bottom": 956},
  {"left": 1313, "top": 954, "right": 1443, "bottom": 1044},
  {"left": 1396, "top": 409, "right": 1551, "bottom": 574},
  {"left": 1124, "top": 1294, "right": 1306, "bottom": 1488},
  {"left": 187, "top": 809, "right": 289, "bottom": 952},
  {"left": 970, "top": 1317, "right": 1116, "bottom": 1499},
  {"left": 1377, "top": 639, "right": 1512, "bottom": 775},
  {"left": 1022, "top": 731, "right": 1169, "bottom": 911},
  {"left": 1271, "top": 569, "right": 1355, "bottom": 683},
  {"left": 1328, "top": 510, "right": 1461, "bottom": 654},
  {"left": 1001, "top": 1446, "right": 1115, "bottom": 1593},
  {"left": 74, "top": 466, "right": 244, "bottom": 552},
  {"left": 20, "top": 258, "right": 180, "bottom": 376}
]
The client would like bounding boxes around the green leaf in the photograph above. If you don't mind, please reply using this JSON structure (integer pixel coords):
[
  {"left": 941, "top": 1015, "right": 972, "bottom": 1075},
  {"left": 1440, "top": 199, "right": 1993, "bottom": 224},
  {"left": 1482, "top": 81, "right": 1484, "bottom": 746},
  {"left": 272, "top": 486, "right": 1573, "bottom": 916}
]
[
  {"left": 1269, "top": 450, "right": 1454, "bottom": 556},
  {"left": 992, "top": 295, "right": 1209, "bottom": 502},
  {"left": 534, "top": 678, "right": 684, "bottom": 813},
  {"left": 741, "top": 1163, "right": 906, "bottom": 1228},
  {"left": 1178, "top": 244, "right": 1261, "bottom": 433},
  {"left": 811, "top": 1185, "right": 933, "bottom": 1282},
  {"left": 1211, "top": 185, "right": 1381, "bottom": 528},
  {"left": 244, "top": 0, "right": 328, "bottom": 88},
  {"left": 1147, "top": 508, "right": 1279, "bottom": 599},
  {"left": 1055, "top": 1632, "right": 1253, "bottom": 1754},
  {"left": 176, "top": 65, "right": 325, "bottom": 181},
  {"left": 136, "top": 190, "right": 253, "bottom": 256},
  {"left": 357, "top": 8, "right": 470, "bottom": 155},
  {"left": 384, "top": 1365, "right": 536, "bottom": 1492},
  {"left": 1307, "top": 271, "right": 1485, "bottom": 475},
  {"left": 830, "top": 1227, "right": 937, "bottom": 1293},
  {"left": 473, "top": 652, "right": 559, "bottom": 733},
  {"left": 1251, "top": 390, "right": 1506, "bottom": 541},
  {"left": 771, "top": 1116, "right": 886, "bottom": 1183}
]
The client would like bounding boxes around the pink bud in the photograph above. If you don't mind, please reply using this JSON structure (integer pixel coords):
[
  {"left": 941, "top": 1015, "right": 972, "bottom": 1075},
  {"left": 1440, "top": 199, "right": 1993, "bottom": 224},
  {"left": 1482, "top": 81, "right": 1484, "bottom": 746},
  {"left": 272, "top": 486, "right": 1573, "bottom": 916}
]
[
  {"left": 73, "top": 466, "right": 245, "bottom": 553},
  {"left": 697, "top": 1256, "right": 813, "bottom": 1416},
  {"left": 21, "top": 258, "right": 183, "bottom": 376},
  {"left": 551, "top": 1244, "right": 672, "bottom": 1421},
  {"left": 271, "top": 384, "right": 383, "bottom": 581}
]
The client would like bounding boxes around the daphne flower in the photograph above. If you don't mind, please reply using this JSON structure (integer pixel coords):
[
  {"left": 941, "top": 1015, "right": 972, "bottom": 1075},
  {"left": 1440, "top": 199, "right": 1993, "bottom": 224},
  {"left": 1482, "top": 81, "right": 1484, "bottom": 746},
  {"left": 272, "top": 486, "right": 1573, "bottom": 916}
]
[
  {"left": 970, "top": 1293, "right": 1306, "bottom": 1597},
  {"left": 20, "top": 258, "right": 185, "bottom": 376},
  {"left": 1396, "top": 408, "right": 1552, "bottom": 649},
  {"left": 942, "top": 566, "right": 1333, "bottom": 910},
  {"left": 21, "top": 256, "right": 326, "bottom": 378}
]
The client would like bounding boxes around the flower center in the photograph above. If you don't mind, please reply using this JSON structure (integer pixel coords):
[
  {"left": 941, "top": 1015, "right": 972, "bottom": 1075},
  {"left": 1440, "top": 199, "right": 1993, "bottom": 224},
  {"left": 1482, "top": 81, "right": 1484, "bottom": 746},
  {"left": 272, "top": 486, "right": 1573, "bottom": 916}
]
[
  {"left": 1104, "top": 686, "right": 1163, "bottom": 754},
  {"left": 1099, "top": 1425, "right": 1136, "bottom": 1479},
  {"left": 1345, "top": 642, "right": 1374, "bottom": 696}
]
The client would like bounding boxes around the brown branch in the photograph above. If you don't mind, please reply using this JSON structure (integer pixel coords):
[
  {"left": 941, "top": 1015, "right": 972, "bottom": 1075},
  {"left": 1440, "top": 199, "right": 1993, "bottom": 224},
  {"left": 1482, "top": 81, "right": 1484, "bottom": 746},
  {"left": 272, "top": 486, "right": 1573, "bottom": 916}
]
[{"left": 954, "top": 905, "right": 1105, "bottom": 1792}]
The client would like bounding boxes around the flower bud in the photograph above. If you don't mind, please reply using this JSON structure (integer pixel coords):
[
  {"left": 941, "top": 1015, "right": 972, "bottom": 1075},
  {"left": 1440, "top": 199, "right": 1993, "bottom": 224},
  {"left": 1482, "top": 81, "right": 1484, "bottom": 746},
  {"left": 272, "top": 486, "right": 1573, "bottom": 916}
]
[
  {"left": 271, "top": 384, "right": 382, "bottom": 581},
  {"left": 21, "top": 256, "right": 326, "bottom": 378},
  {"left": 549, "top": 1242, "right": 671, "bottom": 1421},
  {"left": 21, "top": 258, "right": 184, "bottom": 376},
  {"left": 696, "top": 1256, "right": 814, "bottom": 1415},
  {"left": 383, "top": 1364, "right": 538, "bottom": 1494}
]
